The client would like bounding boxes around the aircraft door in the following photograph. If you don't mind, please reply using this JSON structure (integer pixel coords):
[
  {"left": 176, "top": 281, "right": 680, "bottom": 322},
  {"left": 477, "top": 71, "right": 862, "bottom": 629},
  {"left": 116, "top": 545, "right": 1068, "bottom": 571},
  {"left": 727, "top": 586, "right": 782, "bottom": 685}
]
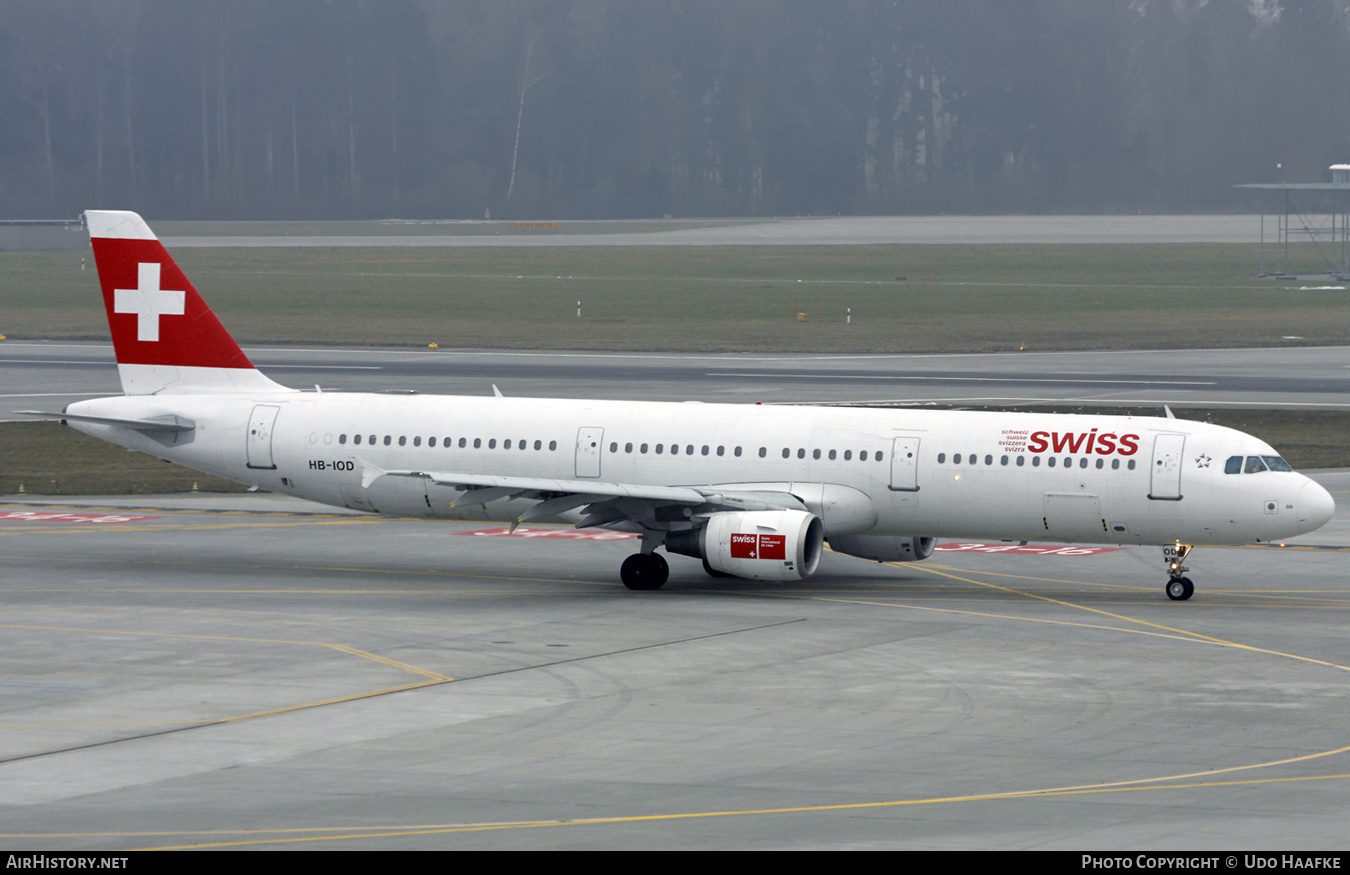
[
  {"left": 889, "top": 437, "right": 920, "bottom": 491},
  {"left": 246, "top": 405, "right": 280, "bottom": 469},
  {"left": 1148, "top": 434, "right": 1186, "bottom": 501},
  {"left": 576, "top": 426, "right": 604, "bottom": 478}
]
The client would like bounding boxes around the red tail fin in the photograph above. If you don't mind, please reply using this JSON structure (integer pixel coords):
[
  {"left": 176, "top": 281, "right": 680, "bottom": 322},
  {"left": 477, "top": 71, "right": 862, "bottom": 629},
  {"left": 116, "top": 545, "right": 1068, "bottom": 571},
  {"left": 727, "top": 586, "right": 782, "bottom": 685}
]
[{"left": 86, "top": 211, "right": 289, "bottom": 395}]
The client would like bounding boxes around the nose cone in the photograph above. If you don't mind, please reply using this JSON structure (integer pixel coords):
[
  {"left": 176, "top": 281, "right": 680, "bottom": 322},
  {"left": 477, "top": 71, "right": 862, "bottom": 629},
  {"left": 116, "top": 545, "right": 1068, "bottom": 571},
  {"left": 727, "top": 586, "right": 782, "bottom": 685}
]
[{"left": 1297, "top": 480, "right": 1336, "bottom": 534}]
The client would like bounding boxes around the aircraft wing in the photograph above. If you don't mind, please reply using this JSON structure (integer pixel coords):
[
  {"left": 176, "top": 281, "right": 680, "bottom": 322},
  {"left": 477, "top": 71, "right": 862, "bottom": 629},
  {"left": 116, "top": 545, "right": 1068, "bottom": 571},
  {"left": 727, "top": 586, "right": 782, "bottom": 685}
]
[{"left": 374, "top": 468, "right": 806, "bottom": 528}]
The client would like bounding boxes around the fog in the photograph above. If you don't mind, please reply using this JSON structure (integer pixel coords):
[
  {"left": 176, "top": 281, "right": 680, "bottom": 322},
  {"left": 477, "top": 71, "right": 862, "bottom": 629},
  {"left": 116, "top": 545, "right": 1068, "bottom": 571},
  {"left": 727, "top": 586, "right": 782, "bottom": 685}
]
[{"left": 4, "top": 0, "right": 1347, "bottom": 219}]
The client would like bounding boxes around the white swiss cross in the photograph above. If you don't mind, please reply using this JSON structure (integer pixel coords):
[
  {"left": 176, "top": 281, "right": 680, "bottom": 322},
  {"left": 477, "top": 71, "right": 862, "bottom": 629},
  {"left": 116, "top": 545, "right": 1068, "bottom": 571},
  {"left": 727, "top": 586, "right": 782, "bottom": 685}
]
[{"left": 114, "top": 262, "right": 185, "bottom": 342}]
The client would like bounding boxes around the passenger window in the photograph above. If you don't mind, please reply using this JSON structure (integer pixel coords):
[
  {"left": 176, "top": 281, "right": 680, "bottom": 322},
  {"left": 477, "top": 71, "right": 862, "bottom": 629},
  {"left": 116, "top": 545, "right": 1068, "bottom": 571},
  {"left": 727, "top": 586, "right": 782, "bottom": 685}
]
[
  {"left": 782, "top": 448, "right": 790, "bottom": 459},
  {"left": 400, "top": 436, "right": 408, "bottom": 447},
  {"left": 1015, "top": 455, "right": 1025, "bottom": 467},
  {"left": 797, "top": 448, "right": 806, "bottom": 459},
  {"left": 656, "top": 444, "right": 664, "bottom": 454},
  {"left": 1048, "top": 457, "right": 1056, "bottom": 468},
  {"left": 1095, "top": 458, "right": 1103, "bottom": 469},
  {"left": 383, "top": 435, "right": 392, "bottom": 446},
  {"left": 670, "top": 444, "right": 679, "bottom": 455},
  {"left": 937, "top": 453, "right": 946, "bottom": 463},
  {"left": 1000, "top": 455, "right": 1008, "bottom": 466},
  {"left": 459, "top": 437, "right": 467, "bottom": 448},
  {"left": 953, "top": 453, "right": 962, "bottom": 464},
  {"left": 1079, "top": 458, "right": 1088, "bottom": 468},
  {"left": 734, "top": 446, "right": 742, "bottom": 457},
  {"left": 413, "top": 436, "right": 421, "bottom": 447},
  {"left": 625, "top": 442, "right": 633, "bottom": 453},
  {"left": 876, "top": 451, "right": 883, "bottom": 462},
  {"left": 504, "top": 439, "right": 511, "bottom": 449},
  {"left": 829, "top": 449, "right": 837, "bottom": 460},
  {"left": 428, "top": 437, "right": 436, "bottom": 447},
  {"left": 717, "top": 446, "right": 724, "bottom": 456},
  {"left": 610, "top": 442, "right": 618, "bottom": 453},
  {"left": 1127, "top": 459, "right": 1136, "bottom": 470},
  {"left": 369, "top": 435, "right": 376, "bottom": 445},
  {"left": 445, "top": 437, "right": 452, "bottom": 447},
  {"left": 984, "top": 454, "right": 992, "bottom": 465},
  {"left": 759, "top": 447, "right": 767, "bottom": 458},
  {"left": 640, "top": 443, "right": 648, "bottom": 453},
  {"left": 489, "top": 439, "right": 497, "bottom": 449},
  {"left": 702, "top": 446, "right": 710, "bottom": 456},
  {"left": 686, "top": 445, "right": 694, "bottom": 455},
  {"left": 549, "top": 440, "right": 557, "bottom": 451},
  {"left": 844, "top": 450, "right": 853, "bottom": 461},
  {"left": 813, "top": 449, "right": 821, "bottom": 460},
  {"left": 536, "top": 440, "right": 543, "bottom": 450},
  {"left": 1032, "top": 456, "right": 1041, "bottom": 467},
  {"left": 473, "top": 438, "right": 481, "bottom": 448}
]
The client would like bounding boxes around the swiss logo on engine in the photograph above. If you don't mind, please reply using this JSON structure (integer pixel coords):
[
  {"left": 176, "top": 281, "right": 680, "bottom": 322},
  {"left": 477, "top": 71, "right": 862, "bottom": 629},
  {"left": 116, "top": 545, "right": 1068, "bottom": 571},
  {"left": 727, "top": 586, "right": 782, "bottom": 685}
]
[{"left": 730, "top": 533, "right": 787, "bottom": 560}]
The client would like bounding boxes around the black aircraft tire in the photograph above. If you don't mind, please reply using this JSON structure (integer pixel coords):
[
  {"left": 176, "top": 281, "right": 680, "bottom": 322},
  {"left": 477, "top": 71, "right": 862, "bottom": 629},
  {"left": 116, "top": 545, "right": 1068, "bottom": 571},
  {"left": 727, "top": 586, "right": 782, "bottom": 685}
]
[
  {"left": 1166, "top": 577, "right": 1195, "bottom": 601},
  {"left": 621, "top": 553, "right": 669, "bottom": 590}
]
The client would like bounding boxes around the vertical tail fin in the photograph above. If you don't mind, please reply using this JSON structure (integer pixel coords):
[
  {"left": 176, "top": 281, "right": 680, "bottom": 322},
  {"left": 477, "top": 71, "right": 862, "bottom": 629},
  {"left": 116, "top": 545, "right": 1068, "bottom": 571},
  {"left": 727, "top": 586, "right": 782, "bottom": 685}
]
[{"left": 86, "top": 210, "right": 291, "bottom": 395}]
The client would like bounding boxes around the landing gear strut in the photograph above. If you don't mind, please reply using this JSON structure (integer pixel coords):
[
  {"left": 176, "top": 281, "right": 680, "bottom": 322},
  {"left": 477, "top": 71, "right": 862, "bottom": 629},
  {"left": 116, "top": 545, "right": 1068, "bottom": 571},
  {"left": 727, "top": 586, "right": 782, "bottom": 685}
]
[
  {"left": 621, "top": 552, "right": 669, "bottom": 590},
  {"left": 1164, "top": 542, "right": 1194, "bottom": 601}
]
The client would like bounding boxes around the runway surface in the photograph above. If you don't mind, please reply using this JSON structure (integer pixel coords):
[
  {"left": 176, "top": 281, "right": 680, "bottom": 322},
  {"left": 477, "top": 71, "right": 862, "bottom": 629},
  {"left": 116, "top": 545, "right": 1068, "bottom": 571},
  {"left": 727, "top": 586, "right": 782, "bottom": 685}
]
[
  {"left": 1, "top": 476, "right": 1347, "bottom": 849},
  {"left": 162, "top": 214, "right": 1269, "bottom": 248},
  {"left": 5, "top": 341, "right": 1350, "bottom": 419}
]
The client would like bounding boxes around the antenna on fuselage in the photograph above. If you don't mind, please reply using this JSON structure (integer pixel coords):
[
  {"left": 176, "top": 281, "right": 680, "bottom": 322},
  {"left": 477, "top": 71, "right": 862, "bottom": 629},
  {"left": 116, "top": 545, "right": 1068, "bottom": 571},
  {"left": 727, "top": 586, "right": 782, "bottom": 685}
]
[
  {"left": 492, "top": 384, "right": 504, "bottom": 397},
  {"left": 1164, "top": 405, "right": 1175, "bottom": 419}
]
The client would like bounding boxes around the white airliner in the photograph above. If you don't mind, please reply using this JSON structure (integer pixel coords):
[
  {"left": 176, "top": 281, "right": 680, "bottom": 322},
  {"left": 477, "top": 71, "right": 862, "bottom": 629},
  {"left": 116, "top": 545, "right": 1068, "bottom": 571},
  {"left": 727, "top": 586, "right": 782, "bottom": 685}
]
[{"left": 20, "top": 211, "right": 1336, "bottom": 599}]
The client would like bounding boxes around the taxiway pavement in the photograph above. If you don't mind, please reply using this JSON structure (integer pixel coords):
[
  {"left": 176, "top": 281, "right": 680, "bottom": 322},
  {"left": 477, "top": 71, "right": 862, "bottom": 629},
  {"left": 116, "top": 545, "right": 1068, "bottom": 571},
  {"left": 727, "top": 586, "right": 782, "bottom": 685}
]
[{"left": 0, "top": 475, "right": 1347, "bottom": 849}]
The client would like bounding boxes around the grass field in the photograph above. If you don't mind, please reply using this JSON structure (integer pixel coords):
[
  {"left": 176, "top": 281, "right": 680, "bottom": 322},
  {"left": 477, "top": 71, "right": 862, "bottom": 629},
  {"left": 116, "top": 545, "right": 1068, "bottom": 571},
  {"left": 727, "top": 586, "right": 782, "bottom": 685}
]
[
  {"left": 4, "top": 239, "right": 1345, "bottom": 493},
  {"left": 2, "top": 242, "right": 1345, "bottom": 353},
  {"left": 2, "top": 408, "right": 1346, "bottom": 497}
]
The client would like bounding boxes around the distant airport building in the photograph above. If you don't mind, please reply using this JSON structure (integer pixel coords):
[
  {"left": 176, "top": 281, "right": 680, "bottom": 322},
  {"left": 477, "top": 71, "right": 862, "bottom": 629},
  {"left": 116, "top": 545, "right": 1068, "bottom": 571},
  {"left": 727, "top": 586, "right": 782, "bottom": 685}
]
[
  {"left": 1237, "top": 165, "right": 1350, "bottom": 279},
  {"left": 0, "top": 218, "right": 87, "bottom": 251}
]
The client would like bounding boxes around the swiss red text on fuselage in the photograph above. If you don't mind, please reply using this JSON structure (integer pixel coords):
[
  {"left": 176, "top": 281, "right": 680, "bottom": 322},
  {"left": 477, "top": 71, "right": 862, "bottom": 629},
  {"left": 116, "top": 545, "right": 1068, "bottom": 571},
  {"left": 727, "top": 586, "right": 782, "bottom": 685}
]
[{"left": 1025, "top": 430, "right": 1139, "bottom": 455}]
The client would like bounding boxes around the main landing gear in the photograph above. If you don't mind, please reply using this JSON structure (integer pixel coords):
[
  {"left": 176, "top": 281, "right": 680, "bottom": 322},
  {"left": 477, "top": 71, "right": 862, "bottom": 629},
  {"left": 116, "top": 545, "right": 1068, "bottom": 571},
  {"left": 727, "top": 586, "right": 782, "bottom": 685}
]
[
  {"left": 620, "top": 552, "right": 669, "bottom": 590},
  {"left": 1164, "top": 542, "right": 1194, "bottom": 601}
]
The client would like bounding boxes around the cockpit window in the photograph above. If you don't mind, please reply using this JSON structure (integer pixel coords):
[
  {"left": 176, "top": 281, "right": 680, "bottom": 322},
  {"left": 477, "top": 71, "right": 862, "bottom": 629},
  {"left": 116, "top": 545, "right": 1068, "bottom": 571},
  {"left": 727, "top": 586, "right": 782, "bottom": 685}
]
[
  {"left": 1262, "top": 455, "right": 1293, "bottom": 472},
  {"left": 1244, "top": 456, "right": 1268, "bottom": 474},
  {"left": 1224, "top": 455, "right": 1242, "bottom": 474}
]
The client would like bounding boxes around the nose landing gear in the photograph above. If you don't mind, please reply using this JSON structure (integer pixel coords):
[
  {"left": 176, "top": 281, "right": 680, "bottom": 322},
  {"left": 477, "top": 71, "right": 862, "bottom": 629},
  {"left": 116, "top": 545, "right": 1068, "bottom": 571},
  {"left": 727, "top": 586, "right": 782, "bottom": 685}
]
[{"left": 1164, "top": 542, "right": 1194, "bottom": 601}]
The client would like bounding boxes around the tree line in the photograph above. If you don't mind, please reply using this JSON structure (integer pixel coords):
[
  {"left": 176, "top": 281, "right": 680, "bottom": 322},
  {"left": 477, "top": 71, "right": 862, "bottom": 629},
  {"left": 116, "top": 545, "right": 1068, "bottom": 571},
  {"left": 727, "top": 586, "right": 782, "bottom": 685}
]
[{"left": 3, "top": 0, "right": 1347, "bottom": 220}]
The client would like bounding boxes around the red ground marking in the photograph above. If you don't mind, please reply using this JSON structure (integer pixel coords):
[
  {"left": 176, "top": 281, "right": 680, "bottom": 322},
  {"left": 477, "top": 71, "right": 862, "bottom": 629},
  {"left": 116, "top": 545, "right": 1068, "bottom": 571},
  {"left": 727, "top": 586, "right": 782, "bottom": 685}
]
[
  {"left": 0, "top": 511, "right": 162, "bottom": 524},
  {"left": 456, "top": 526, "right": 639, "bottom": 541},
  {"left": 935, "top": 542, "right": 1123, "bottom": 557}
]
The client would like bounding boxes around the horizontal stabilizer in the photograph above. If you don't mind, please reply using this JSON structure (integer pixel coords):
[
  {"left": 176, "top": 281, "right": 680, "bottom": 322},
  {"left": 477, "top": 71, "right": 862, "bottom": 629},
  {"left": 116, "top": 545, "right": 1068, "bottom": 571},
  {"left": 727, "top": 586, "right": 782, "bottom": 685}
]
[{"left": 14, "top": 410, "right": 195, "bottom": 433}]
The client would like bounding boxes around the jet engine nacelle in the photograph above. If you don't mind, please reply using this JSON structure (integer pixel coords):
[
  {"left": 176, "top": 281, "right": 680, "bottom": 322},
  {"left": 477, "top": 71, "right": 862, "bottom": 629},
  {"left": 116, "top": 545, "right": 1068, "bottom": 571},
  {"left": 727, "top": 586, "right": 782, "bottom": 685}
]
[
  {"left": 828, "top": 534, "right": 936, "bottom": 563},
  {"left": 668, "top": 510, "right": 824, "bottom": 580}
]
